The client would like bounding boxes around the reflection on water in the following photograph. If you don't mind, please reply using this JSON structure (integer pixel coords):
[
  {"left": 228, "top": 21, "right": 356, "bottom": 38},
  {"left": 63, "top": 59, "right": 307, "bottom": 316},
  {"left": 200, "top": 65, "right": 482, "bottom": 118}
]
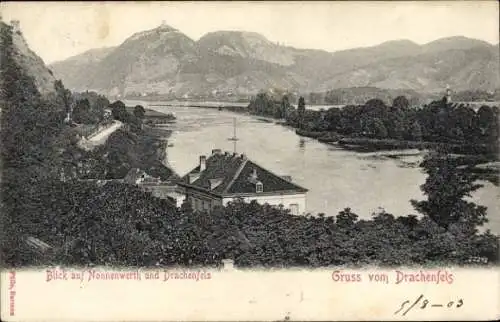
[
  {"left": 126, "top": 100, "right": 500, "bottom": 234},
  {"left": 299, "top": 138, "right": 305, "bottom": 151}
]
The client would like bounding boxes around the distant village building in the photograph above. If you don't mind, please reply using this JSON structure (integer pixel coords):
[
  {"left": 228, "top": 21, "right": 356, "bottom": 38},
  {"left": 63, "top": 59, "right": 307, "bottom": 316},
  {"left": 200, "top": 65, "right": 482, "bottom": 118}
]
[
  {"left": 123, "top": 168, "right": 184, "bottom": 207},
  {"left": 177, "top": 149, "right": 308, "bottom": 215},
  {"left": 446, "top": 85, "right": 452, "bottom": 104}
]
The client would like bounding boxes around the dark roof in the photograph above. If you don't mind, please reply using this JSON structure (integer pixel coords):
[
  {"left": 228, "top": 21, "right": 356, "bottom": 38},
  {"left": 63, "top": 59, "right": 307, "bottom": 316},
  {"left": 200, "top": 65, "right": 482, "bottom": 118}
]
[{"left": 178, "top": 151, "right": 308, "bottom": 197}]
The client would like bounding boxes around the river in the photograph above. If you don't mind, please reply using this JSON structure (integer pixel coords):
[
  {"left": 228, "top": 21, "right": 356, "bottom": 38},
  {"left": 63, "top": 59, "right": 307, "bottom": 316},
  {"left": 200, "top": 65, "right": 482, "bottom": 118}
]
[{"left": 126, "top": 100, "right": 500, "bottom": 234}]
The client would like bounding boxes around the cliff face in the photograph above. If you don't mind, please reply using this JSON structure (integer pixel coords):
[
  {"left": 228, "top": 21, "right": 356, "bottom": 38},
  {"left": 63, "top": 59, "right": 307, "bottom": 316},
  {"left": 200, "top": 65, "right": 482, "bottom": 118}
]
[
  {"left": 3, "top": 20, "right": 58, "bottom": 95},
  {"left": 49, "top": 22, "right": 500, "bottom": 97}
]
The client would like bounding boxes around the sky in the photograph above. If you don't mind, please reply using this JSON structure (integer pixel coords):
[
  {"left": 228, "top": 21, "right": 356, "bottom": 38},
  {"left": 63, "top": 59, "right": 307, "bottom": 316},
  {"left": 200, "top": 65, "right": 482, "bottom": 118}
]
[{"left": 1, "top": 1, "right": 499, "bottom": 64}]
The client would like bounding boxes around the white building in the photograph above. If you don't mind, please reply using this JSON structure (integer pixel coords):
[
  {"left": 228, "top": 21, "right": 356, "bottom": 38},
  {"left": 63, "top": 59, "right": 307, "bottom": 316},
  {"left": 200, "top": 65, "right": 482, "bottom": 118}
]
[
  {"left": 446, "top": 84, "right": 452, "bottom": 104},
  {"left": 123, "top": 168, "right": 184, "bottom": 207},
  {"left": 177, "top": 149, "right": 308, "bottom": 215}
]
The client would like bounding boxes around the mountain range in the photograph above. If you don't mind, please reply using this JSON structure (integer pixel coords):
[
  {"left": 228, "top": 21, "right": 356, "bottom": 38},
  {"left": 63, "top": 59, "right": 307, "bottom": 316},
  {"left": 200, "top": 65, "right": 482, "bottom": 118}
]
[{"left": 48, "top": 23, "right": 500, "bottom": 98}]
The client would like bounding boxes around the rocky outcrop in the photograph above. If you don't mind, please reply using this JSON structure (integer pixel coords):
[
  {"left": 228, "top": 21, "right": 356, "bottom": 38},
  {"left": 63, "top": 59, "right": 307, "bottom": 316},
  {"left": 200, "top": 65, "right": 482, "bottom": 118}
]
[{"left": 4, "top": 20, "right": 57, "bottom": 95}]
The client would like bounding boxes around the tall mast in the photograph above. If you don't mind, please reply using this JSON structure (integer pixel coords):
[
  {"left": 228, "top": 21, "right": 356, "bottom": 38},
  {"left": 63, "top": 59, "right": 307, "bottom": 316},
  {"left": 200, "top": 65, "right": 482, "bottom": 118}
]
[
  {"left": 233, "top": 117, "right": 236, "bottom": 139},
  {"left": 228, "top": 117, "right": 239, "bottom": 153}
]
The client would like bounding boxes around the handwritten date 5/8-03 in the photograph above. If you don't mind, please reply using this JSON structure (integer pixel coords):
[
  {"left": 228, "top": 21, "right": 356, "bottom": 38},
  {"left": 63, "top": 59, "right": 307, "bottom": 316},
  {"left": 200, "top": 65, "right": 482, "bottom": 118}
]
[{"left": 394, "top": 294, "right": 463, "bottom": 316}]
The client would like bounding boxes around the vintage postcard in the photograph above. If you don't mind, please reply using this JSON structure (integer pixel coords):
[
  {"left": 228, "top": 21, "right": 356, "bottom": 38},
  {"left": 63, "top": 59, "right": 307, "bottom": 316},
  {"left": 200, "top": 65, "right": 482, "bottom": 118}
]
[{"left": 1, "top": 1, "right": 499, "bottom": 321}]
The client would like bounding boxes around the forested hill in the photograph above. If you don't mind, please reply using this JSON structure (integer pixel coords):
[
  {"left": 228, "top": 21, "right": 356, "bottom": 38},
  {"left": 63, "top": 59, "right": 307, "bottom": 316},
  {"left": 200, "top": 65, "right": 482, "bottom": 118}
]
[
  {"left": 0, "top": 20, "right": 69, "bottom": 180},
  {"left": 49, "top": 23, "right": 499, "bottom": 98},
  {"left": 0, "top": 20, "right": 180, "bottom": 267}
]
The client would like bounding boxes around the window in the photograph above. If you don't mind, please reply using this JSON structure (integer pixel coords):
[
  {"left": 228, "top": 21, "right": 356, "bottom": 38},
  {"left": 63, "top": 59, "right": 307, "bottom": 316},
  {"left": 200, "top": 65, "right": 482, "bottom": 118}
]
[
  {"left": 256, "top": 182, "right": 263, "bottom": 193},
  {"left": 290, "top": 204, "right": 299, "bottom": 216}
]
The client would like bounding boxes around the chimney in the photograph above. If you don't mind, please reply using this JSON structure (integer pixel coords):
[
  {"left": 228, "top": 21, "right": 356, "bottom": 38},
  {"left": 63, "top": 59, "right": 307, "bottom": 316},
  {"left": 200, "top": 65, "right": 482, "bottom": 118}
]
[
  {"left": 240, "top": 153, "right": 247, "bottom": 160},
  {"left": 199, "top": 155, "right": 206, "bottom": 171}
]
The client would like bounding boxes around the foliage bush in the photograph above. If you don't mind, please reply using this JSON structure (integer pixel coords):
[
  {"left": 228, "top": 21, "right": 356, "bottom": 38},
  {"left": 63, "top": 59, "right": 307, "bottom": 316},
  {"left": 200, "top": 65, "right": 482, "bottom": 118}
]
[
  {"left": 2, "top": 151, "right": 498, "bottom": 268},
  {"left": 72, "top": 91, "right": 109, "bottom": 124}
]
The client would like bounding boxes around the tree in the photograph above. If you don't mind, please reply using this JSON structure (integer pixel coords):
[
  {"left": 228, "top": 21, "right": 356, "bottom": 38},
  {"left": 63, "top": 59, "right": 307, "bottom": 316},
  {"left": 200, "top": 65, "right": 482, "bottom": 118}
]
[
  {"left": 411, "top": 152, "right": 488, "bottom": 230},
  {"left": 476, "top": 105, "right": 498, "bottom": 144},
  {"left": 450, "top": 105, "right": 475, "bottom": 142},
  {"left": 54, "top": 80, "right": 73, "bottom": 115},
  {"left": 336, "top": 208, "right": 358, "bottom": 228},
  {"left": 324, "top": 107, "right": 342, "bottom": 131},
  {"left": 365, "top": 98, "right": 387, "bottom": 111},
  {"left": 73, "top": 91, "right": 108, "bottom": 123},
  {"left": 280, "top": 95, "right": 292, "bottom": 119},
  {"left": 297, "top": 96, "right": 306, "bottom": 129},
  {"left": 134, "top": 105, "right": 146, "bottom": 120},
  {"left": 365, "top": 118, "right": 388, "bottom": 139},
  {"left": 387, "top": 108, "right": 406, "bottom": 139},
  {"left": 392, "top": 96, "right": 410, "bottom": 110},
  {"left": 374, "top": 119, "right": 388, "bottom": 139},
  {"left": 109, "top": 100, "right": 129, "bottom": 123},
  {"left": 72, "top": 99, "right": 92, "bottom": 124},
  {"left": 410, "top": 120, "right": 423, "bottom": 141}
]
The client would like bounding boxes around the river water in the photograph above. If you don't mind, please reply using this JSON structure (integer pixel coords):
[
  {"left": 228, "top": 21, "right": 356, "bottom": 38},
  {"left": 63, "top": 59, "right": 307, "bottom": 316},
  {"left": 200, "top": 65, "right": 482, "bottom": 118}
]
[{"left": 126, "top": 100, "right": 500, "bottom": 234}]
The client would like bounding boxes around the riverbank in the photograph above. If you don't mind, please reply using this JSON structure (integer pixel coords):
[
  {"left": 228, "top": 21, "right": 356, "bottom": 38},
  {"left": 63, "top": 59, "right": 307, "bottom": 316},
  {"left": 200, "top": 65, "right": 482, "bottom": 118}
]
[
  {"left": 124, "top": 105, "right": 176, "bottom": 159},
  {"left": 190, "top": 100, "right": 499, "bottom": 160},
  {"left": 125, "top": 106, "right": 176, "bottom": 125},
  {"left": 78, "top": 101, "right": 178, "bottom": 181},
  {"left": 85, "top": 126, "right": 175, "bottom": 181},
  {"left": 295, "top": 128, "right": 497, "bottom": 156},
  {"left": 292, "top": 129, "right": 498, "bottom": 184}
]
